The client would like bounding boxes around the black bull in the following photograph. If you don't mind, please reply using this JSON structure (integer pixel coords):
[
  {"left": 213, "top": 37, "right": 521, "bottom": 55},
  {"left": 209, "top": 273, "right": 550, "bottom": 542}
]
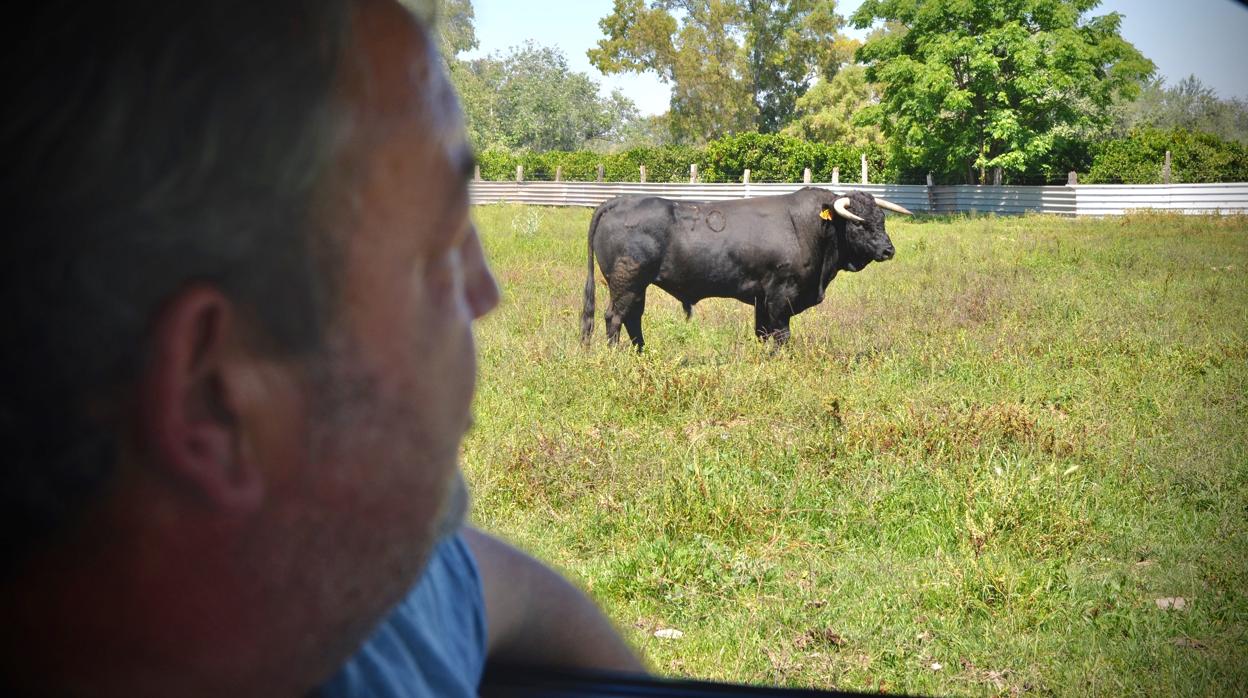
[{"left": 580, "top": 187, "right": 911, "bottom": 349}]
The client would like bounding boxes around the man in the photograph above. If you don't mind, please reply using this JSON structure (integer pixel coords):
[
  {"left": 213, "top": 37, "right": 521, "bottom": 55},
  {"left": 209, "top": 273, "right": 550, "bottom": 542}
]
[{"left": 0, "top": 0, "right": 642, "bottom": 695}]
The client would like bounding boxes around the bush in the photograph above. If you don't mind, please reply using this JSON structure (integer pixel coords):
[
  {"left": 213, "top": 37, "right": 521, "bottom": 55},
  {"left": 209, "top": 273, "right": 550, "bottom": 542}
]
[
  {"left": 481, "top": 129, "right": 1248, "bottom": 185},
  {"left": 702, "top": 133, "right": 894, "bottom": 183},
  {"left": 476, "top": 135, "right": 897, "bottom": 183},
  {"left": 1084, "top": 128, "right": 1248, "bottom": 184},
  {"left": 478, "top": 149, "right": 519, "bottom": 181}
]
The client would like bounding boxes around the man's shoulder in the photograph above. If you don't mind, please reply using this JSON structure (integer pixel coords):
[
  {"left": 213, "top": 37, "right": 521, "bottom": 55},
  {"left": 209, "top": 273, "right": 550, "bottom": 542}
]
[{"left": 317, "top": 532, "right": 487, "bottom": 697}]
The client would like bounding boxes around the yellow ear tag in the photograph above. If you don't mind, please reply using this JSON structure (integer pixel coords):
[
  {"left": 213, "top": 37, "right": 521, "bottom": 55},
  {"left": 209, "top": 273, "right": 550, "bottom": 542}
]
[{"left": 820, "top": 209, "right": 833, "bottom": 220}]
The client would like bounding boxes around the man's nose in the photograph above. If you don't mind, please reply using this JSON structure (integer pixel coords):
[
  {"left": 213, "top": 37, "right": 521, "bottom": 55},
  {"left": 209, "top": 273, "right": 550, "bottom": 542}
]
[{"left": 461, "top": 227, "right": 500, "bottom": 319}]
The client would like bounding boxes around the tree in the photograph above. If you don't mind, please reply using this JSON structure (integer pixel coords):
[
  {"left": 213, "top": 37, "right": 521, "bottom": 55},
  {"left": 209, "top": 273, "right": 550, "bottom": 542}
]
[
  {"left": 588, "top": 0, "right": 851, "bottom": 143},
  {"left": 781, "top": 64, "right": 885, "bottom": 148},
  {"left": 852, "top": 0, "right": 1154, "bottom": 184},
  {"left": 450, "top": 54, "right": 504, "bottom": 150},
  {"left": 435, "top": 1, "right": 641, "bottom": 152},
  {"left": 433, "top": 0, "right": 478, "bottom": 63},
  {"left": 741, "top": 0, "right": 854, "bottom": 132},
  {"left": 1113, "top": 75, "right": 1248, "bottom": 144},
  {"left": 451, "top": 43, "right": 642, "bottom": 152},
  {"left": 589, "top": 0, "right": 755, "bottom": 143},
  {"left": 607, "top": 113, "right": 677, "bottom": 151}
]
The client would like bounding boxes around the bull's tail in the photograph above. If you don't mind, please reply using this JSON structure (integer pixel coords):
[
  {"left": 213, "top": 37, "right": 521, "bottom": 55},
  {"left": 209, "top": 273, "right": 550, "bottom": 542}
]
[{"left": 581, "top": 202, "right": 609, "bottom": 345}]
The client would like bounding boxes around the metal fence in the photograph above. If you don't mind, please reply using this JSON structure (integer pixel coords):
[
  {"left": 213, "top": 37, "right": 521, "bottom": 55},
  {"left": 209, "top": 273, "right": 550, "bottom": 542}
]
[{"left": 469, "top": 180, "right": 1248, "bottom": 216}]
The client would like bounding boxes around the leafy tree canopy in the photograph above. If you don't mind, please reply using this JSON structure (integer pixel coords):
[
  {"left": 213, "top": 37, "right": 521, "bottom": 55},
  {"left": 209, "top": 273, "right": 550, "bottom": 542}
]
[
  {"left": 852, "top": 0, "right": 1154, "bottom": 184},
  {"left": 452, "top": 43, "right": 641, "bottom": 152},
  {"left": 1113, "top": 75, "right": 1248, "bottom": 144},
  {"left": 435, "top": 0, "right": 478, "bottom": 61},
  {"left": 589, "top": 0, "right": 853, "bottom": 143},
  {"left": 781, "top": 63, "right": 886, "bottom": 149},
  {"left": 613, "top": 113, "right": 681, "bottom": 149}
]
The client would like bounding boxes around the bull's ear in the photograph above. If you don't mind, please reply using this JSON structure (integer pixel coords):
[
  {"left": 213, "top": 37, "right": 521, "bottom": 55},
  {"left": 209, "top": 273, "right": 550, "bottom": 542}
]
[{"left": 819, "top": 207, "right": 833, "bottom": 221}]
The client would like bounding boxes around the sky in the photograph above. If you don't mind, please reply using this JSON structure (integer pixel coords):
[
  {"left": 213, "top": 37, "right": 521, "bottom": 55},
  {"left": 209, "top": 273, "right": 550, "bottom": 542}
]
[{"left": 460, "top": 0, "right": 1248, "bottom": 116}]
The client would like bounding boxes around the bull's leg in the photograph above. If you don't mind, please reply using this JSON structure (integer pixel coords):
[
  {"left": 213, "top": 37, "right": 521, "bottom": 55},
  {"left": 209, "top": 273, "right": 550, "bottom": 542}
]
[
  {"left": 754, "top": 294, "right": 794, "bottom": 346},
  {"left": 622, "top": 289, "right": 647, "bottom": 351},
  {"left": 604, "top": 308, "right": 624, "bottom": 346},
  {"left": 605, "top": 256, "right": 646, "bottom": 348},
  {"left": 766, "top": 295, "right": 795, "bottom": 347},
  {"left": 769, "top": 316, "right": 792, "bottom": 347},
  {"left": 754, "top": 296, "right": 771, "bottom": 340}
]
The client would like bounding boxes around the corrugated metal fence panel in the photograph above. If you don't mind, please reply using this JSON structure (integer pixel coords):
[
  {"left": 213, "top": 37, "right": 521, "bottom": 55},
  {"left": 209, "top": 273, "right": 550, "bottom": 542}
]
[
  {"left": 831, "top": 184, "right": 931, "bottom": 212},
  {"left": 930, "top": 185, "right": 1076, "bottom": 215},
  {"left": 1074, "top": 183, "right": 1248, "bottom": 215},
  {"left": 470, "top": 181, "right": 1248, "bottom": 216}
]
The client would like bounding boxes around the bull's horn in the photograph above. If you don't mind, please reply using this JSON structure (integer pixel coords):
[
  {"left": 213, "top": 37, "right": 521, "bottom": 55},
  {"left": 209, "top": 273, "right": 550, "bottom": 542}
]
[
  {"left": 833, "top": 196, "right": 864, "bottom": 223},
  {"left": 873, "top": 197, "right": 913, "bottom": 215}
]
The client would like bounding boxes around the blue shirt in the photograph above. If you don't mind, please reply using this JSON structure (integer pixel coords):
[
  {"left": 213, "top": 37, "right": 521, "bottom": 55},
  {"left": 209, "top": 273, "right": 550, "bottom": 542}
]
[{"left": 317, "top": 533, "right": 488, "bottom": 697}]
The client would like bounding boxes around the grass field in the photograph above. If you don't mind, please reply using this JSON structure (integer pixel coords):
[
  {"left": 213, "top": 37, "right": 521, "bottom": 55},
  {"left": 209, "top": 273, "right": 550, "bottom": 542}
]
[{"left": 462, "top": 204, "right": 1248, "bottom": 696}]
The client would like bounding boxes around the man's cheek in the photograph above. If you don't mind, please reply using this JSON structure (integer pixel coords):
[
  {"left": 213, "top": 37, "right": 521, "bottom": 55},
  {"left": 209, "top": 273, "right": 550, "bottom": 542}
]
[{"left": 417, "top": 253, "right": 473, "bottom": 320}]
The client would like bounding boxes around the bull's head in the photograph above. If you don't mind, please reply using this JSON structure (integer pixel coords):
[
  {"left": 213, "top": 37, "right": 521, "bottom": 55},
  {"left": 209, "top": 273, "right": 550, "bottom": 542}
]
[{"left": 820, "top": 190, "right": 911, "bottom": 272}]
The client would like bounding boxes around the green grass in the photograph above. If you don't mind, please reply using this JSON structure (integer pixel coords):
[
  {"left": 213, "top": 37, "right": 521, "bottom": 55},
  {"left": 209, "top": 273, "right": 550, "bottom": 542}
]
[{"left": 463, "top": 204, "right": 1248, "bottom": 696}]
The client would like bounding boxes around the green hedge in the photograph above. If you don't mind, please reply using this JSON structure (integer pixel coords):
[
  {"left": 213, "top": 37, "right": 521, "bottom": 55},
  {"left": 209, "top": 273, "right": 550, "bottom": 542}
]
[
  {"left": 477, "top": 129, "right": 1248, "bottom": 185},
  {"left": 1084, "top": 129, "right": 1248, "bottom": 184},
  {"left": 478, "top": 147, "right": 703, "bottom": 182},
  {"left": 477, "top": 134, "right": 895, "bottom": 183},
  {"left": 703, "top": 132, "right": 896, "bottom": 183}
]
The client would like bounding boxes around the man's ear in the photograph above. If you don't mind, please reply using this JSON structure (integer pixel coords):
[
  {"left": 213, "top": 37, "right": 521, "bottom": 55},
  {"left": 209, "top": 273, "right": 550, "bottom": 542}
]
[{"left": 137, "top": 286, "right": 264, "bottom": 512}]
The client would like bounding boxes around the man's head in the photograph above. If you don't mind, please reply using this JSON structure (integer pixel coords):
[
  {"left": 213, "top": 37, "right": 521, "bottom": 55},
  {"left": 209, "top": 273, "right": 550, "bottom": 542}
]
[
  {"left": 2, "top": 0, "right": 497, "bottom": 693},
  {"left": 1, "top": 0, "right": 350, "bottom": 573}
]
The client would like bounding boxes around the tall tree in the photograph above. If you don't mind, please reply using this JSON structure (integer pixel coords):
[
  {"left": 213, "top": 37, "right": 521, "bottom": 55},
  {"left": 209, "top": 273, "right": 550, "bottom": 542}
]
[
  {"left": 781, "top": 64, "right": 885, "bottom": 148},
  {"left": 852, "top": 0, "right": 1154, "bottom": 183},
  {"left": 433, "top": 0, "right": 478, "bottom": 62},
  {"left": 1113, "top": 75, "right": 1248, "bottom": 144},
  {"left": 612, "top": 113, "right": 679, "bottom": 149},
  {"left": 589, "top": 0, "right": 849, "bottom": 142},
  {"left": 590, "top": 0, "right": 755, "bottom": 143},
  {"left": 451, "top": 54, "right": 504, "bottom": 149},
  {"left": 452, "top": 43, "right": 641, "bottom": 152},
  {"left": 742, "top": 0, "right": 853, "bottom": 133}
]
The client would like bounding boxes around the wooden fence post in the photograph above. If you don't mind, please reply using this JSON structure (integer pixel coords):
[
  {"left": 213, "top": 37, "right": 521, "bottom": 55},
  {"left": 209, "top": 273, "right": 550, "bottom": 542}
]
[
  {"left": 860, "top": 154, "right": 868, "bottom": 184},
  {"left": 992, "top": 166, "right": 1003, "bottom": 186},
  {"left": 555, "top": 166, "right": 563, "bottom": 182},
  {"left": 832, "top": 167, "right": 840, "bottom": 185},
  {"left": 1162, "top": 150, "right": 1172, "bottom": 184},
  {"left": 515, "top": 165, "right": 523, "bottom": 183},
  {"left": 803, "top": 167, "right": 812, "bottom": 184},
  {"left": 743, "top": 169, "right": 751, "bottom": 185},
  {"left": 690, "top": 164, "right": 698, "bottom": 183},
  {"left": 596, "top": 164, "right": 604, "bottom": 183},
  {"left": 473, "top": 164, "right": 481, "bottom": 182},
  {"left": 926, "top": 173, "right": 934, "bottom": 186},
  {"left": 639, "top": 165, "right": 647, "bottom": 183},
  {"left": 1067, "top": 171, "right": 1078, "bottom": 186},
  {"left": 926, "top": 173, "right": 935, "bottom": 213}
]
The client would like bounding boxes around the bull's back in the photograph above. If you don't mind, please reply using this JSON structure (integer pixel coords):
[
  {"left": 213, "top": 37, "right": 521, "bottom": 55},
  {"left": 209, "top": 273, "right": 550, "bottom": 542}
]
[{"left": 592, "top": 196, "right": 676, "bottom": 274}]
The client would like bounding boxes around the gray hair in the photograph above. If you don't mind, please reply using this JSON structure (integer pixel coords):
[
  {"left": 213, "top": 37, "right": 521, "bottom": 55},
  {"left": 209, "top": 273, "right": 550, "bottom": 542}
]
[{"left": 0, "top": 0, "right": 441, "bottom": 571}]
